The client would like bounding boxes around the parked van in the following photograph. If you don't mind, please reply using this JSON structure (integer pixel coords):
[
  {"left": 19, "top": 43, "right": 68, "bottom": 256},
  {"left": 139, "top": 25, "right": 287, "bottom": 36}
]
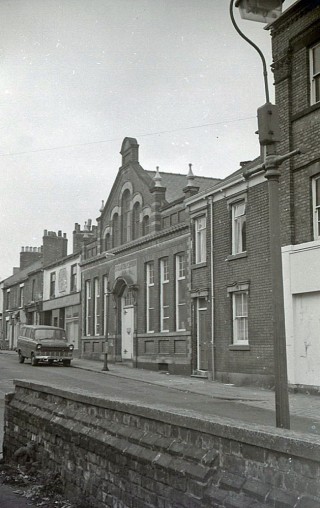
[{"left": 17, "top": 325, "right": 74, "bottom": 367}]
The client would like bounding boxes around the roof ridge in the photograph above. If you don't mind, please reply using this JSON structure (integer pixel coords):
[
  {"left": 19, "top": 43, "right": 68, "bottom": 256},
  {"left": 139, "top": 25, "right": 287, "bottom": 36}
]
[{"left": 146, "top": 169, "right": 220, "bottom": 180}]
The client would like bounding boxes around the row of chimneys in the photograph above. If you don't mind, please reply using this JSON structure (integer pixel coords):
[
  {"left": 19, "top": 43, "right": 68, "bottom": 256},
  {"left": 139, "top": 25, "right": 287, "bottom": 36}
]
[
  {"left": 17, "top": 222, "right": 96, "bottom": 274},
  {"left": 21, "top": 246, "right": 42, "bottom": 253},
  {"left": 44, "top": 229, "right": 67, "bottom": 238},
  {"left": 18, "top": 229, "right": 68, "bottom": 272}
]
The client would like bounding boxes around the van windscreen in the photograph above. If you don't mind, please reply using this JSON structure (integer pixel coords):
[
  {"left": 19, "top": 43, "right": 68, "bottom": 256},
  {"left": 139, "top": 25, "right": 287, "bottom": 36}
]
[{"left": 35, "top": 329, "right": 66, "bottom": 340}]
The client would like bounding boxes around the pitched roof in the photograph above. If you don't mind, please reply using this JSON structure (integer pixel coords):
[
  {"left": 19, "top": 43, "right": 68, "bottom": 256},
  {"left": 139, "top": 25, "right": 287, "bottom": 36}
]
[
  {"left": 146, "top": 170, "right": 220, "bottom": 203},
  {"left": 3, "top": 259, "right": 43, "bottom": 288}
]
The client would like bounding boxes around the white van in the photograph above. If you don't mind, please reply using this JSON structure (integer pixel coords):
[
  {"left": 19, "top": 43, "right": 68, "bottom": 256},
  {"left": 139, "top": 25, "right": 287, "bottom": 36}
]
[{"left": 17, "top": 325, "right": 74, "bottom": 367}]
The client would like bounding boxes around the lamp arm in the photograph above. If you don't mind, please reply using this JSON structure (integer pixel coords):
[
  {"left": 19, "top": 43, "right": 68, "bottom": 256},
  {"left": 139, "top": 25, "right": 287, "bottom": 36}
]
[{"left": 229, "top": 0, "right": 270, "bottom": 103}]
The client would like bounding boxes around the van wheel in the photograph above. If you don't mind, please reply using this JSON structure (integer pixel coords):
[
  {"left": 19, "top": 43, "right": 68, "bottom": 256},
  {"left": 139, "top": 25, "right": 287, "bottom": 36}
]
[
  {"left": 18, "top": 352, "right": 25, "bottom": 364},
  {"left": 63, "top": 360, "right": 71, "bottom": 367},
  {"left": 31, "top": 355, "right": 38, "bottom": 367}
]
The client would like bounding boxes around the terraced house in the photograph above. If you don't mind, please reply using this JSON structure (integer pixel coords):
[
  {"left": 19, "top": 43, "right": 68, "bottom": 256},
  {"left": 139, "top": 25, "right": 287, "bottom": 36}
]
[
  {"left": 270, "top": 0, "right": 320, "bottom": 391},
  {"left": 185, "top": 0, "right": 320, "bottom": 390},
  {"left": 80, "top": 137, "right": 219, "bottom": 374}
]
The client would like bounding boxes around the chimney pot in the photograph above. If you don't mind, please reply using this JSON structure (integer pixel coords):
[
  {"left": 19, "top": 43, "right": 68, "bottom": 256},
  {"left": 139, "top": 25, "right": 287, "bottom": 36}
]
[
  {"left": 58, "top": 230, "right": 62, "bottom": 237},
  {"left": 21, "top": 246, "right": 24, "bottom": 252}
]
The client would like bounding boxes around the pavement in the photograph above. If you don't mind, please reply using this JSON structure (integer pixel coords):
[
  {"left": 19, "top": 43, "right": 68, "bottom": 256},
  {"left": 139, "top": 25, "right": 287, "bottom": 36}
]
[{"left": 71, "top": 356, "right": 320, "bottom": 422}]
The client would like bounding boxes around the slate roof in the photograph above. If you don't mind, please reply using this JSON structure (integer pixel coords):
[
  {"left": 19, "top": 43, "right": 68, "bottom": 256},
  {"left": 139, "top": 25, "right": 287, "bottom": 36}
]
[
  {"left": 146, "top": 170, "right": 220, "bottom": 204},
  {"left": 3, "top": 259, "right": 43, "bottom": 288}
]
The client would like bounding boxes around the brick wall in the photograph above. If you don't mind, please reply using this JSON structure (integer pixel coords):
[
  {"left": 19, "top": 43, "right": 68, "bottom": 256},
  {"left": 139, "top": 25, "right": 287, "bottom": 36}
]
[
  {"left": 211, "top": 181, "right": 274, "bottom": 386},
  {"left": 4, "top": 380, "right": 320, "bottom": 508},
  {"left": 80, "top": 225, "right": 192, "bottom": 375},
  {"left": 271, "top": 2, "right": 320, "bottom": 247}
]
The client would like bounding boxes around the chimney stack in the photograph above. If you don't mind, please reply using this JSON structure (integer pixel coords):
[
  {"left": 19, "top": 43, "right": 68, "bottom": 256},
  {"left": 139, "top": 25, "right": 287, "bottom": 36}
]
[
  {"left": 72, "top": 220, "right": 97, "bottom": 253},
  {"left": 42, "top": 229, "right": 68, "bottom": 266},
  {"left": 20, "top": 245, "right": 42, "bottom": 270}
]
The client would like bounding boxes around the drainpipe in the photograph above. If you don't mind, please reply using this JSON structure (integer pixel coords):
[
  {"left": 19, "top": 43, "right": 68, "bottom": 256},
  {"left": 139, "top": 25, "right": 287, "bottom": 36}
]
[
  {"left": 208, "top": 196, "right": 215, "bottom": 381},
  {"left": 134, "top": 295, "right": 138, "bottom": 369}
]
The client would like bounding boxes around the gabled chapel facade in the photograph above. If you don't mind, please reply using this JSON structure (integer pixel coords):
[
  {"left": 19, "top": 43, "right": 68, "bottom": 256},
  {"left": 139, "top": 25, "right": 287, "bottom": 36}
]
[{"left": 80, "top": 137, "right": 220, "bottom": 374}]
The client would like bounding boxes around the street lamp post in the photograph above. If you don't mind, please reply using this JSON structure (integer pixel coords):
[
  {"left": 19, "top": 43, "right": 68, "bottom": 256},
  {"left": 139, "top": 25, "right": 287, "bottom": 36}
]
[
  {"left": 102, "top": 252, "right": 115, "bottom": 372},
  {"left": 230, "top": 0, "right": 302, "bottom": 429}
]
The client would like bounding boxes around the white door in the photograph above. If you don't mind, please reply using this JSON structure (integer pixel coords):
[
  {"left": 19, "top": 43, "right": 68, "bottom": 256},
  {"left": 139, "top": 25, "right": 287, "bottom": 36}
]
[
  {"left": 293, "top": 292, "right": 320, "bottom": 386},
  {"left": 121, "top": 292, "right": 134, "bottom": 360},
  {"left": 196, "top": 297, "right": 209, "bottom": 371}
]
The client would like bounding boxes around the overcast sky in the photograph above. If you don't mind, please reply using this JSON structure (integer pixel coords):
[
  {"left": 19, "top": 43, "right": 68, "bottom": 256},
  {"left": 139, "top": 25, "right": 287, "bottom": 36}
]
[{"left": 0, "top": 0, "right": 296, "bottom": 280}]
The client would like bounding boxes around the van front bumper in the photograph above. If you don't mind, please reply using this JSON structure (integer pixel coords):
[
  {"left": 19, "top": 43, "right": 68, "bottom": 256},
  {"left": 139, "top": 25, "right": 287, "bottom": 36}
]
[{"left": 35, "top": 355, "right": 73, "bottom": 361}]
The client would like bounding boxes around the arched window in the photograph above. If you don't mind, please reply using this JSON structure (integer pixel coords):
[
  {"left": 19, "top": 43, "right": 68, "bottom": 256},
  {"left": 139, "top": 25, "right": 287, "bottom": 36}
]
[
  {"left": 113, "top": 213, "right": 120, "bottom": 247},
  {"left": 142, "top": 215, "right": 150, "bottom": 236},
  {"left": 121, "top": 189, "right": 131, "bottom": 243},
  {"left": 104, "top": 233, "right": 111, "bottom": 251},
  {"left": 132, "top": 202, "right": 141, "bottom": 240}
]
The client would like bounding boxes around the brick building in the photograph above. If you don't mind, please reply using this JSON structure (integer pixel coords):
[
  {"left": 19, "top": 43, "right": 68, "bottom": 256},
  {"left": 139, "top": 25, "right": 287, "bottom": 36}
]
[
  {"left": 42, "top": 252, "right": 81, "bottom": 353},
  {"left": 80, "top": 137, "right": 219, "bottom": 374},
  {"left": 40, "top": 225, "right": 96, "bottom": 354},
  {"left": 186, "top": 159, "right": 278, "bottom": 386},
  {"left": 1, "top": 230, "right": 69, "bottom": 350},
  {"left": 2, "top": 249, "right": 43, "bottom": 349},
  {"left": 270, "top": 1, "right": 320, "bottom": 390},
  {"left": 185, "top": 0, "right": 320, "bottom": 389}
]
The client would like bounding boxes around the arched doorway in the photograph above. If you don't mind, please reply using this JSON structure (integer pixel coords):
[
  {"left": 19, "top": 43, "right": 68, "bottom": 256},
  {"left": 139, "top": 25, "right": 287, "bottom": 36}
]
[
  {"left": 121, "top": 287, "right": 135, "bottom": 361},
  {"left": 112, "top": 277, "right": 137, "bottom": 364}
]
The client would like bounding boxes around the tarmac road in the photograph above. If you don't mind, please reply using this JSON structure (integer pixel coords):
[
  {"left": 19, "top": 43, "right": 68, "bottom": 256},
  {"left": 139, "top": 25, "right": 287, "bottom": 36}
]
[{"left": 2, "top": 350, "right": 320, "bottom": 439}]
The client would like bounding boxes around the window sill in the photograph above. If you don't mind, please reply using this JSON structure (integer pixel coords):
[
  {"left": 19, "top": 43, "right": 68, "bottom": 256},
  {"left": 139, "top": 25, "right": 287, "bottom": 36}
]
[
  {"left": 191, "top": 262, "right": 207, "bottom": 269},
  {"left": 229, "top": 344, "right": 250, "bottom": 351},
  {"left": 291, "top": 101, "right": 320, "bottom": 122},
  {"left": 227, "top": 252, "right": 247, "bottom": 261}
]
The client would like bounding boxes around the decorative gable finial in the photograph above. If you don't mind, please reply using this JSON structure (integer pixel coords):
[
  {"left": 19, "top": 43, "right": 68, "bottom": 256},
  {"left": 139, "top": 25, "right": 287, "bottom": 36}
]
[
  {"left": 99, "top": 200, "right": 105, "bottom": 213},
  {"left": 187, "top": 163, "right": 195, "bottom": 187},
  {"left": 153, "top": 166, "right": 162, "bottom": 187}
]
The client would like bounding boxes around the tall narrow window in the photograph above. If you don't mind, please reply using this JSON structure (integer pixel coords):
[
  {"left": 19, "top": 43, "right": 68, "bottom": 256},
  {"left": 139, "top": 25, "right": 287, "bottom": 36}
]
[
  {"left": 195, "top": 216, "right": 206, "bottom": 264},
  {"left": 176, "top": 254, "right": 186, "bottom": 331},
  {"left": 160, "top": 258, "right": 170, "bottom": 332},
  {"left": 93, "top": 278, "right": 100, "bottom": 336},
  {"left": 310, "top": 42, "right": 320, "bottom": 105},
  {"left": 70, "top": 264, "right": 77, "bottom": 292},
  {"left": 132, "top": 202, "right": 141, "bottom": 240},
  {"left": 103, "top": 275, "right": 108, "bottom": 337},
  {"left": 19, "top": 285, "right": 24, "bottom": 308},
  {"left": 85, "top": 280, "right": 92, "bottom": 336},
  {"left": 146, "top": 262, "right": 155, "bottom": 333},
  {"left": 104, "top": 233, "right": 111, "bottom": 251},
  {"left": 312, "top": 175, "right": 320, "bottom": 240},
  {"left": 5, "top": 290, "right": 10, "bottom": 310},
  {"left": 142, "top": 215, "right": 150, "bottom": 236},
  {"left": 113, "top": 213, "right": 120, "bottom": 247},
  {"left": 232, "top": 292, "right": 248, "bottom": 345},
  {"left": 121, "top": 190, "right": 131, "bottom": 243},
  {"left": 232, "top": 201, "right": 246, "bottom": 254},
  {"left": 50, "top": 272, "right": 56, "bottom": 298},
  {"left": 31, "top": 279, "right": 36, "bottom": 301}
]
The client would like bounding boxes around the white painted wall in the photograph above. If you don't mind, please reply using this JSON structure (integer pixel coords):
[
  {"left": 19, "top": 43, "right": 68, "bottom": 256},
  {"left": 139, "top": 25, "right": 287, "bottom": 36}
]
[
  {"left": 43, "top": 255, "right": 80, "bottom": 301},
  {"left": 282, "top": 240, "right": 320, "bottom": 387}
]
